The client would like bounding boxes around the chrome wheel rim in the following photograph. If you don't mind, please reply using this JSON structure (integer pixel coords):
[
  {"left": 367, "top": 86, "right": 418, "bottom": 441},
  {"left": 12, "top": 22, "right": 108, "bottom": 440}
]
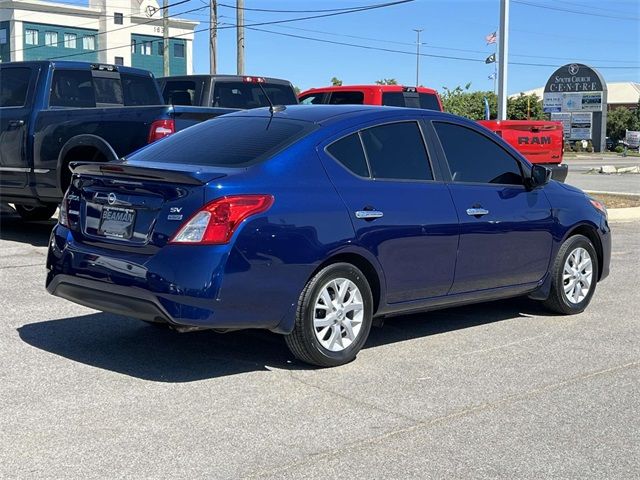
[
  {"left": 313, "top": 278, "right": 364, "bottom": 352},
  {"left": 563, "top": 247, "right": 593, "bottom": 304}
]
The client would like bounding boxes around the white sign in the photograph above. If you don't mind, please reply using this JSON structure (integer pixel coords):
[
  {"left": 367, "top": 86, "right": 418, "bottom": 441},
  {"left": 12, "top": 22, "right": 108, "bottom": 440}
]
[
  {"left": 543, "top": 93, "right": 562, "bottom": 113},
  {"left": 551, "top": 112, "right": 571, "bottom": 136},
  {"left": 626, "top": 130, "right": 640, "bottom": 148},
  {"left": 580, "top": 92, "right": 603, "bottom": 111},
  {"left": 570, "top": 112, "right": 593, "bottom": 140},
  {"left": 544, "top": 92, "right": 603, "bottom": 113}
]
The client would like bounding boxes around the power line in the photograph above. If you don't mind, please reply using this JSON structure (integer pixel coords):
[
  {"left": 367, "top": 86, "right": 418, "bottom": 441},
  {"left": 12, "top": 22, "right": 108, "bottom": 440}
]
[
  {"left": 216, "top": 1, "right": 413, "bottom": 14},
  {"left": 512, "top": 0, "right": 640, "bottom": 21}
]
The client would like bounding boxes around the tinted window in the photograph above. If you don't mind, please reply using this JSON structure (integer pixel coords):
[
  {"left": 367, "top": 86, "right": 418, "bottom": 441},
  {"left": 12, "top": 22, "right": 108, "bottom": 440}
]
[
  {"left": 419, "top": 93, "right": 440, "bottom": 110},
  {"left": 212, "top": 81, "right": 297, "bottom": 109},
  {"left": 328, "top": 91, "right": 364, "bottom": 105},
  {"left": 360, "top": 122, "right": 432, "bottom": 180},
  {"left": 162, "top": 79, "right": 202, "bottom": 105},
  {"left": 434, "top": 122, "right": 523, "bottom": 185},
  {"left": 129, "top": 117, "right": 314, "bottom": 167},
  {"left": 174, "top": 43, "right": 185, "bottom": 58},
  {"left": 49, "top": 70, "right": 95, "bottom": 108},
  {"left": 299, "top": 93, "right": 325, "bottom": 105},
  {"left": 381, "top": 92, "right": 405, "bottom": 107},
  {"left": 121, "top": 74, "right": 161, "bottom": 106},
  {"left": 326, "top": 133, "right": 369, "bottom": 177},
  {"left": 93, "top": 76, "right": 123, "bottom": 105},
  {"left": 0, "top": 68, "right": 31, "bottom": 107}
]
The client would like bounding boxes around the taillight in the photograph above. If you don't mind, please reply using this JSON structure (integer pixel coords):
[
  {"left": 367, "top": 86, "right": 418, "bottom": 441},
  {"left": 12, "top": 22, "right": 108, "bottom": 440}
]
[
  {"left": 169, "top": 195, "right": 274, "bottom": 245},
  {"left": 148, "top": 119, "right": 175, "bottom": 143},
  {"left": 59, "top": 189, "right": 70, "bottom": 227}
]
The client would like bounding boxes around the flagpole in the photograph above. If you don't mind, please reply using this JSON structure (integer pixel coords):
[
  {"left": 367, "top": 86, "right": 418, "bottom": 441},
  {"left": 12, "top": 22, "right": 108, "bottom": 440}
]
[{"left": 497, "top": 0, "right": 509, "bottom": 121}]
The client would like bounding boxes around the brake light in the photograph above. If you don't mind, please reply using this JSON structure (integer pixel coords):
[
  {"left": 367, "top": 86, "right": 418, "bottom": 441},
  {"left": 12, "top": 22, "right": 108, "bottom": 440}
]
[
  {"left": 59, "top": 189, "right": 70, "bottom": 227},
  {"left": 169, "top": 195, "right": 274, "bottom": 245},
  {"left": 243, "top": 76, "right": 265, "bottom": 83},
  {"left": 148, "top": 119, "right": 175, "bottom": 143}
]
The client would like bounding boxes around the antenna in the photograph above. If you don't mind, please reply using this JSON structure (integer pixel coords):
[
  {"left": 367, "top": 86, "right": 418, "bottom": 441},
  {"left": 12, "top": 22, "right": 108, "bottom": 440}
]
[{"left": 256, "top": 81, "right": 285, "bottom": 115}]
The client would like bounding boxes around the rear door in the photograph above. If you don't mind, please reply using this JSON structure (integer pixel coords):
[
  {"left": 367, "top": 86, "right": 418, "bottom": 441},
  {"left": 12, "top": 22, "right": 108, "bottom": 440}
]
[
  {"left": 0, "top": 65, "right": 37, "bottom": 189},
  {"left": 430, "top": 120, "right": 554, "bottom": 293},
  {"left": 318, "top": 119, "right": 459, "bottom": 304}
]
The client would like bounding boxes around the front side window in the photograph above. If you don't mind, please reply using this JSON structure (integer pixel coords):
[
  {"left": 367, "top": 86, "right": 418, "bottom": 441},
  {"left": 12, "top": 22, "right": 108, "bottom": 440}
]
[
  {"left": 82, "top": 35, "right": 95, "bottom": 50},
  {"left": 25, "top": 29, "right": 38, "bottom": 45},
  {"left": 299, "top": 93, "right": 325, "bottom": 105},
  {"left": 0, "top": 68, "right": 32, "bottom": 108},
  {"left": 63, "top": 33, "right": 77, "bottom": 49},
  {"left": 326, "top": 133, "right": 369, "bottom": 178},
  {"left": 360, "top": 122, "right": 433, "bottom": 181},
  {"left": 174, "top": 42, "right": 185, "bottom": 58},
  {"left": 434, "top": 121, "right": 523, "bottom": 185},
  {"left": 49, "top": 69, "right": 95, "bottom": 108},
  {"left": 328, "top": 91, "right": 364, "bottom": 105},
  {"left": 44, "top": 31, "right": 57, "bottom": 47}
]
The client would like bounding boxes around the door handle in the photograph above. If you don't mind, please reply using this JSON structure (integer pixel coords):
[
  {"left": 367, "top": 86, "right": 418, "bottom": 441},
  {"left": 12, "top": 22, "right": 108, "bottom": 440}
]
[
  {"left": 7, "top": 120, "right": 25, "bottom": 129},
  {"left": 355, "top": 210, "right": 384, "bottom": 220},
  {"left": 466, "top": 207, "right": 489, "bottom": 217}
]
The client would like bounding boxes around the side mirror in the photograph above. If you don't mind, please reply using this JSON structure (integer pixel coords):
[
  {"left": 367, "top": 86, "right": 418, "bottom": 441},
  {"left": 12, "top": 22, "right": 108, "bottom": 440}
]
[{"left": 529, "top": 164, "right": 552, "bottom": 188}]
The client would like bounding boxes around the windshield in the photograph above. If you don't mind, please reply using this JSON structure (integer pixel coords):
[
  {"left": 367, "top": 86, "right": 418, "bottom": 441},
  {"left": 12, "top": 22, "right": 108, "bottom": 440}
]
[
  {"left": 212, "top": 81, "right": 298, "bottom": 109},
  {"left": 128, "top": 116, "right": 315, "bottom": 167}
]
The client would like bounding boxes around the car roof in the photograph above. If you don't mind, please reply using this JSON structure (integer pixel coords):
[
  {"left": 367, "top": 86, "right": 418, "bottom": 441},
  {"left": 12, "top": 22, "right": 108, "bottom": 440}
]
[
  {"left": 224, "top": 104, "right": 461, "bottom": 126},
  {"left": 299, "top": 84, "right": 439, "bottom": 95},
  {"left": 0, "top": 60, "right": 153, "bottom": 76},
  {"left": 158, "top": 74, "right": 292, "bottom": 85}
]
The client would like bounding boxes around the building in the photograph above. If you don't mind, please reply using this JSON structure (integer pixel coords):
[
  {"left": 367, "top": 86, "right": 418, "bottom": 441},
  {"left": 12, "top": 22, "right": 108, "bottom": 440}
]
[
  {"left": 512, "top": 82, "right": 640, "bottom": 111},
  {"left": 0, "top": 0, "right": 197, "bottom": 76}
]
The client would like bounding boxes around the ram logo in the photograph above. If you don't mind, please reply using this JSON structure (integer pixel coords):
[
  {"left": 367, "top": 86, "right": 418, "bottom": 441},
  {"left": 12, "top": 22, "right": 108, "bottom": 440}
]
[{"left": 518, "top": 136, "right": 551, "bottom": 145}]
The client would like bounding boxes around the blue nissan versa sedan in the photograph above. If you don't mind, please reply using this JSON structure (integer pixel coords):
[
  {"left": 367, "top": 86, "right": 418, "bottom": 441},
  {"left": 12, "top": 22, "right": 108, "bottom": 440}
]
[{"left": 46, "top": 105, "right": 611, "bottom": 367}]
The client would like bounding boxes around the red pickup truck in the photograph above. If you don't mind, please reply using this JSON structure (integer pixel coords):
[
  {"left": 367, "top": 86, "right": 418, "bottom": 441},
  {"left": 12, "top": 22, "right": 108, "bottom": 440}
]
[
  {"left": 298, "top": 85, "right": 443, "bottom": 111},
  {"left": 478, "top": 120, "right": 567, "bottom": 182}
]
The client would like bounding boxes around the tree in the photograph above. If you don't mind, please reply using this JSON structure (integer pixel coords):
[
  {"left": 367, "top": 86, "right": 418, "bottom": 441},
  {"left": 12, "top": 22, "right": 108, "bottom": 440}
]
[
  {"left": 507, "top": 93, "right": 545, "bottom": 120},
  {"left": 330, "top": 77, "right": 343, "bottom": 86},
  {"left": 607, "top": 100, "right": 640, "bottom": 143},
  {"left": 293, "top": 85, "right": 301, "bottom": 96},
  {"left": 375, "top": 78, "right": 398, "bottom": 85}
]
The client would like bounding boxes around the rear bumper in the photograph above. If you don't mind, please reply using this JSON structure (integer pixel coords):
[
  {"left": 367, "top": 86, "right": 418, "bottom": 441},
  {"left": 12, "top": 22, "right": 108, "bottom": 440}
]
[{"left": 543, "top": 163, "right": 568, "bottom": 182}]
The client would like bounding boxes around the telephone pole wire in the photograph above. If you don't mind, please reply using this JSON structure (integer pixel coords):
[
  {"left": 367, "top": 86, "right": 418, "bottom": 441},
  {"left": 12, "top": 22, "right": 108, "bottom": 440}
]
[
  {"left": 236, "top": 0, "right": 245, "bottom": 75},
  {"left": 163, "top": 0, "right": 170, "bottom": 75},
  {"left": 497, "top": 0, "right": 509, "bottom": 120},
  {"left": 413, "top": 28, "right": 423, "bottom": 86},
  {"left": 210, "top": 0, "right": 217, "bottom": 74}
]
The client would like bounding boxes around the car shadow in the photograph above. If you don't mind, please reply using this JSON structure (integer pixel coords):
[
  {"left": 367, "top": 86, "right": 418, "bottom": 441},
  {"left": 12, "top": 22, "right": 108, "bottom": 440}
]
[
  {"left": 0, "top": 206, "right": 56, "bottom": 247},
  {"left": 18, "top": 297, "right": 551, "bottom": 382}
]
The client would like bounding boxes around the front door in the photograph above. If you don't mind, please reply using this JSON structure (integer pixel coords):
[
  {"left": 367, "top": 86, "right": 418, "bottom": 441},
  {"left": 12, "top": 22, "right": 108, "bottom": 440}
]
[
  {"left": 431, "top": 120, "right": 554, "bottom": 294},
  {"left": 318, "top": 119, "right": 459, "bottom": 304},
  {"left": 0, "top": 66, "right": 35, "bottom": 190}
]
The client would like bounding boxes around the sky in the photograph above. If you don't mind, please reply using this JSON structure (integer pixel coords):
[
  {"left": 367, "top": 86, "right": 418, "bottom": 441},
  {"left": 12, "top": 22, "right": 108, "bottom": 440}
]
[{"left": 179, "top": 0, "right": 639, "bottom": 94}]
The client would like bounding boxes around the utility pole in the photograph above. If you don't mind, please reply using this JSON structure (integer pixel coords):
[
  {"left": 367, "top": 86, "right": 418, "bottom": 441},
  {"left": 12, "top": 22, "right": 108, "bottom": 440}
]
[
  {"left": 236, "top": 0, "right": 244, "bottom": 75},
  {"left": 163, "top": 0, "right": 169, "bottom": 76},
  {"left": 413, "top": 29, "right": 423, "bottom": 86},
  {"left": 497, "top": 0, "right": 509, "bottom": 120},
  {"left": 210, "top": 0, "right": 217, "bottom": 74}
]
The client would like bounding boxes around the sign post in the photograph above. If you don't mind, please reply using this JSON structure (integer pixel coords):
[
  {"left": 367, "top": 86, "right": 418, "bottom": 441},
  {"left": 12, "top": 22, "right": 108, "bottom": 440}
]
[{"left": 542, "top": 63, "right": 607, "bottom": 152}]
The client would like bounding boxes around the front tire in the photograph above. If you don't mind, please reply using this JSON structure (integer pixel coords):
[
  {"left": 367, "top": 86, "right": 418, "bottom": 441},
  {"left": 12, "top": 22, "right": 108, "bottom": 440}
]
[
  {"left": 542, "top": 234, "right": 598, "bottom": 315},
  {"left": 15, "top": 204, "right": 58, "bottom": 221},
  {"left": 285, "top": 263, "right": 374, "bottom": 367}
]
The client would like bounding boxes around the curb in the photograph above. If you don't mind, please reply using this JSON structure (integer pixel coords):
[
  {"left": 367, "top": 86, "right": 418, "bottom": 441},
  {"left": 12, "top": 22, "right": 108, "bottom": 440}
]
[{"left": 584, "top": 192, "right": 640, "bottom": 222}]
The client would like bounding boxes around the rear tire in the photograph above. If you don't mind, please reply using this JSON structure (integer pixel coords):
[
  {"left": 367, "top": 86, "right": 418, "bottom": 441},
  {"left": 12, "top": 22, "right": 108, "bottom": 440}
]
[
  {"left": 15, "top": 204, "right": 58, "bottom": 222},
  {"left": 285, "top": 263, "right": 373, "bottom": 367},
  {"left": 542, "top": 234, "right": 598, "bottom": 315}
]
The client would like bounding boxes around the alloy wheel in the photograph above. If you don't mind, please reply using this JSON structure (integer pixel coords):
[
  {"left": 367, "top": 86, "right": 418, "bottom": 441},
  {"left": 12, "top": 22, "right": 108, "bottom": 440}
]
[
  {"left": 562, "top": 247, "right": 593, "bottom": 304},
  {"left": 313, "top": 278, "right": 364, "bottom": 352}
]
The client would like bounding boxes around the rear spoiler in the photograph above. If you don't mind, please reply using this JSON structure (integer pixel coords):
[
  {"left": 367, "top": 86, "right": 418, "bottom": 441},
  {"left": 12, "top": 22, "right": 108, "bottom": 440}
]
[{"left": 69, "top": 162, "right": 225, "bottom": 186}]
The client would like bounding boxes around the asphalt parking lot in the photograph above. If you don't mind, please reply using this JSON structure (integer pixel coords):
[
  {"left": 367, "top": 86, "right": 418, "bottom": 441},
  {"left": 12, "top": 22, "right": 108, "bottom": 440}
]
[
  {"left": 1, "top": 210, "right": 639, "bottom": 479},
  {"left": 564, "top": 154, "right": 640, "bottom": 194}
]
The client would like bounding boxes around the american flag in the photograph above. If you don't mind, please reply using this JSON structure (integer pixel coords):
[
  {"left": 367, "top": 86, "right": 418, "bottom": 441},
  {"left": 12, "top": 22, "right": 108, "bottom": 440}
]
[{"left": 485, "top": 31, "right": 497, "bottom": 45}]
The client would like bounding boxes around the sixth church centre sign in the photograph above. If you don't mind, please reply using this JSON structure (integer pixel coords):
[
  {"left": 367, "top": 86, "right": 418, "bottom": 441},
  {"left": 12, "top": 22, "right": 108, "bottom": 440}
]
[{"left": 542, "top": 63, "right": 608, "bottom": 152}]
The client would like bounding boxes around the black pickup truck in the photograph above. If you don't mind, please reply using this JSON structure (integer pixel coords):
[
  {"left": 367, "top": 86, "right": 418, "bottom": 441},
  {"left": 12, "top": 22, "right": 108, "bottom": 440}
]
[
  {"left": 157, "top": 74, "right": 298, "bottom": 109},
  {"left": 0, "top": 61, "right": 234, "bottom": 221}
]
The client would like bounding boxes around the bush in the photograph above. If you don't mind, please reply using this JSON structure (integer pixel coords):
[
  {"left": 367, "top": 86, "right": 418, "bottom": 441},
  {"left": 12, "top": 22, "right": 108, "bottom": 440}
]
[
  {"left": 574, "top": 141, "right": 583, "bottom": 152},
  {"left": 615, "top": 145, "right": 624, "bottom": 153},
  {"left": 586, "top": 140, "right": 594, "bottom": 153},
  {"left": 564, "top": 141, "right": 573, "bottom": 152}
]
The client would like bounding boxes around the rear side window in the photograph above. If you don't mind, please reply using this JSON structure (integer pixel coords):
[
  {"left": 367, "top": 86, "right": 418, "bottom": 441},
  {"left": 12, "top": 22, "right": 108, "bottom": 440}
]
[
  {"left": 434, "top": 122, "right": 523, "bottom": 185},
  {"left": 49, "top": 70, "right": 96, "bottom": 108},
  {"left": 128, "top": 117, "right": 314, "bottom": 167},
  {"left": 360, "top": 122, "right": 433, "bottom": 181},
  {"left": 212, "top": 81, "right": 297, "bottom": 109},
  {"left": 328, "top": 91, "right": 364, "bottom": 105},
  {"left": 299, "top": 93, "right": 326, "bottom": 105},
  {"left": 162, "top": 79, "right": 202, "bottom": 105},
  {"left": 326, "top": 133, "right": 369, "bottom": 177},
  {"left": 0, "top": 68, "right": 32, "bottom": 107},
  {"left": 121, "top": 74, "right": 161, "bottom": 106}
]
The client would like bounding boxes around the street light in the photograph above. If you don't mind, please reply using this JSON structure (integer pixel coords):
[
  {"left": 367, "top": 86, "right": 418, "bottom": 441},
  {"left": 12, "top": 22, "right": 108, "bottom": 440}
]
[{"left": 413, "top": 28, "right": 423, "bottom": 86}]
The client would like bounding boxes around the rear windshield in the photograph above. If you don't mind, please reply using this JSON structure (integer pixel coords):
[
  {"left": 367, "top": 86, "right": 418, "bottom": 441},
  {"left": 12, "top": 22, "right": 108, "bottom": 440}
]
[
  {"left": 381, "top": 91, "right": 441, "bottom": 110},
  {"left": 0, "top": 68, "right": 32, "bottom": 107},
  {"left": 162, "top": 79, "right": 204, "bottom": 106},
  {"left": 212, "top": 81, "right": 297, "bottom": 109},
  {"left": 128, "top": 116, "right": 315, "bottom": 167}
]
